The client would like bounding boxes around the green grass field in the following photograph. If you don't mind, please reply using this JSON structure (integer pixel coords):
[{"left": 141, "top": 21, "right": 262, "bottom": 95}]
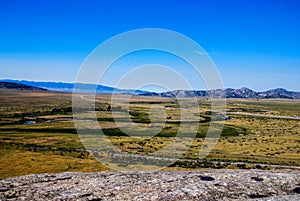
[{"left": 0, "top": 89, "right": 299, "bottom": 177}]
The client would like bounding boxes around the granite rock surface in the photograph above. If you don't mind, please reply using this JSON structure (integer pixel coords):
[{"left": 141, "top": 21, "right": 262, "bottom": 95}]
[{"left": 0, "top": 169, "right": 299, "bottom": 200}]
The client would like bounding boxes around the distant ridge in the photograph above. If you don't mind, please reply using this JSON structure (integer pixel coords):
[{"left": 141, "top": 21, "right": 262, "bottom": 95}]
[
  {"left": 0, "top": 82, "right": 47, "bottom": 91},
  {"left": 1, "top": 80, "right": 299, "bottom": 99},
  {"left": 0, "top": 79, "right": 146, "bottom": 95},
  {"left": 142, "top": 87, "right": 300, "bottom": 99}
]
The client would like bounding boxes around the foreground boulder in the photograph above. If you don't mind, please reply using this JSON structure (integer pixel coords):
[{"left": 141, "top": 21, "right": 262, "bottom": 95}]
[{"left": 0, "top": 169, "right": 299, "bottom": 200}]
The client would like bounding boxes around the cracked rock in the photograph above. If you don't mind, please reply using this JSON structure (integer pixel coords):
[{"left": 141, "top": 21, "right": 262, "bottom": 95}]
[{"left": 0, "top": 169, "right": 299, "bottom": 200}]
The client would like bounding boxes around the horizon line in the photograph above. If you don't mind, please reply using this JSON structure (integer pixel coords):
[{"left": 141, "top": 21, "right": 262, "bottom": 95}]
[{"left": 0, "top": 78, "right": 299, "bottom": 93}]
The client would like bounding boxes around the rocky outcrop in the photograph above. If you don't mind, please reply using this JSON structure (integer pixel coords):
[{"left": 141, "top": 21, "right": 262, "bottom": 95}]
[
  {"left": 258, "top": 88, "right": 300, "bottom": 99},
  {"left": 0, "top": 169, "right": 299, "bottom": 200}
]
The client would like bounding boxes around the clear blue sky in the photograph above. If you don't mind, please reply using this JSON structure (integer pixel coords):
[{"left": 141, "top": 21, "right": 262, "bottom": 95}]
[{"left": 0, "top": 0, "right": 299, "bottom": 91}]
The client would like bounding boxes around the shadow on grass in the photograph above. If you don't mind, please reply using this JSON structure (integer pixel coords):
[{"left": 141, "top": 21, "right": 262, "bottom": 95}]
[
  {"left": 0, "top": 128, "right": 78, "bottom": 134},
  {"left": 100, "top": 124, "right": 244, "bottom": 138},
  {"left": 0, "top": 124, "right": 246, "bottom": 137}
]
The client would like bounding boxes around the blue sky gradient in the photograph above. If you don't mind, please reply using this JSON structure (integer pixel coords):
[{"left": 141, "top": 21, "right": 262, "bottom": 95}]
[{"left": 0, "top": 0, "right": 299, "bottom": 91}]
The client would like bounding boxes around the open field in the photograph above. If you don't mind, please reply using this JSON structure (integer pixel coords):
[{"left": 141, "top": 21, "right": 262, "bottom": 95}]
[{"left": 0, "top": 89, "right": 299, "bottom": 178}]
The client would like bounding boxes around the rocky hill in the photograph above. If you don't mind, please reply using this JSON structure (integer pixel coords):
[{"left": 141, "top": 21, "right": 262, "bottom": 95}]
[
  {"left": 258, "top": 88, "right": 300, "bottom": 99},
  {"left": 0, "top": 169, "right": 299, "bottom": 200},
  {"left": 0, "top": 82, "right": 47, "bottom": 91},
  {"left": 142, "top": 87, "right": 300, "bottom": 99}
]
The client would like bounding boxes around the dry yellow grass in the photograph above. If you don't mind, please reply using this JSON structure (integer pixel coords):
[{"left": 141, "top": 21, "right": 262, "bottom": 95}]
[
  {"left": 0, "top": 146, "right": 108, "bottom": 178},
  {"left": 0, "top": 89, "right": 299, "bottom": 177}
]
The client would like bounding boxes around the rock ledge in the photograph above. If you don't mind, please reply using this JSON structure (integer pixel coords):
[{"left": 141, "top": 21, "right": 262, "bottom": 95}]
[{"left": 0, "top": 169, "right": 299, "bottom": 200}]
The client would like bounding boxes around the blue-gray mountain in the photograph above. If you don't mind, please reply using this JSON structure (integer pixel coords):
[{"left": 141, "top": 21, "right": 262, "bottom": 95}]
[
  {"left": 0, "top": 82, "right": 47, "bottom": 91},
  {"left": 1, "top": 79, "right": 146, "bottom": 94},
  {"left": 142, "top": 87, "right": 300, "bottom": 99},
  {"left": 1, "top": 80, "right": 299, "bottom": 99}
]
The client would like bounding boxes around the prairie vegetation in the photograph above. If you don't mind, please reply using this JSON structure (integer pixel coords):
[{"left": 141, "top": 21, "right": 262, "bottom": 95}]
[{"left": 0, "top": 89, "right": 299, "bottom": 177}]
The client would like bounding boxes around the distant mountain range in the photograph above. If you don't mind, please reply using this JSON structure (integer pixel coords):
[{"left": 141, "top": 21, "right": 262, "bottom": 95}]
[
  {"left": 1, "top": 79, "right": 299, "bottom": 99},
  {"left": 143, "top": 87, "right": 300, "bottom": 99},
  {"left": 0, "top": 79, "right": 146, "bottom": 94}
]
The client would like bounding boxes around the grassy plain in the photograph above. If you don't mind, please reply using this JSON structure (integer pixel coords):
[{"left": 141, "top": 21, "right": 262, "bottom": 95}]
[{"left": 0, "top": 89, "right": 299, "bottom": 177}]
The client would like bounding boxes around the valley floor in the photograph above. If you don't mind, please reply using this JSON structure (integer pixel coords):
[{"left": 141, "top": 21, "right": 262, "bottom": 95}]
[{"left": 0, "top": 89, "right": 299, "bottom": 177}]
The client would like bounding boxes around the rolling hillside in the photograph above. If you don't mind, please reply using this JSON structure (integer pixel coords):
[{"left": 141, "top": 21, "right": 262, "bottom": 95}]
[{"left": 0, "top": 82, "right": 47, "bottom": 91}]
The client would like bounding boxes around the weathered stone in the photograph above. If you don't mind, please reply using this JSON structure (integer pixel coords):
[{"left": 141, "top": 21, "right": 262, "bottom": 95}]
[{"left": 0, "top": 169, "right": 299, "bottom": 200}]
